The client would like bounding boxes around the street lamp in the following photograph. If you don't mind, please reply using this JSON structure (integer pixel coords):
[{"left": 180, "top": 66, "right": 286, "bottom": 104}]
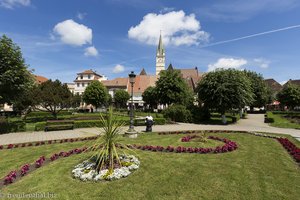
[{"left": 125, "top": 71, "right": 138, "bottom": 137}]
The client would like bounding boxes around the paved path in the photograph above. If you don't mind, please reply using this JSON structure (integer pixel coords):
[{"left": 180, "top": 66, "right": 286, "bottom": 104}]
[{"left": 0, "top": 114, "right": 299, "bottom": 145}]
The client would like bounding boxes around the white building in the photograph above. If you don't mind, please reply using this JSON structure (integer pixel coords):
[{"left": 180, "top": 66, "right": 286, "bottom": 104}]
[{"left": 74, "top": 69, "right": 107, "bottom": 95}]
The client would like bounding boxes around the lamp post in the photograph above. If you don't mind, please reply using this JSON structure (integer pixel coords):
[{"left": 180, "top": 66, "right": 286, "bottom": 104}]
[{"left": 125, "top": 71, "right": 138, "bottom": 137}]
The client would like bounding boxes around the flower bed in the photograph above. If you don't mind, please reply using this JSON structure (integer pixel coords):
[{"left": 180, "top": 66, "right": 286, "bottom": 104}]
[
  {"left": 1, "top": 146, "right": 88, "bottom": 187},
  {"left": 72, "top": 155, "right": 140, "bottom": 181},
  {"left": 129, "top": 135, "right": 238, "bottom": 154},
  {"left": 277, "top": 138, "right": 300, "bottom": 163},
  {"left": 0, "top": 136, "right": 98, "bottom": 150}
]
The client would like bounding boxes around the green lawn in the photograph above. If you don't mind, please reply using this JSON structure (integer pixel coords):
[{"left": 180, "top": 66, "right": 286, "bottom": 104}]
[
  {"left": 1, "top": 132, "right": 300, "bottom": 199},
  {"left": 267, "top": 112, "right": 300, "bottom": 129}
]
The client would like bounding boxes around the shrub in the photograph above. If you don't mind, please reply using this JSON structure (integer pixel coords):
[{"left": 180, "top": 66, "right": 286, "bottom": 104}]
[
  {"left": 264, "top": 117, "right": 274, "bottom": 123},
  {"left": 0, "top": 117, "right": 26, "bottom": 134},
  {"left": 163, "top": 105, "right": 192, "bottom": 122},
  {"left": 188, "top": 106, "right": 211, "bottom": 123},
  {"left": 34, "top": 122, "right": 47, "bottom": 131}
]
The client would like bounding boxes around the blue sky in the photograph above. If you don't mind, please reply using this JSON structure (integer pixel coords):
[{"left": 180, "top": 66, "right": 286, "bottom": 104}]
[{"left": 0, "top": 0, "right": 299, "bottom": 84}]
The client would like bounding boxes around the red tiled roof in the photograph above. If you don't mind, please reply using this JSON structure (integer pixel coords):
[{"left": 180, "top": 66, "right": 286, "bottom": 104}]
[
  {"left": 34, "top": 75, "right": 48, "bottom": 84},
  {"left": 102, "top": 78, "right": 128, "bottom": 87},
  {"left": 128, "top": 75, "right": 157, "bottom": 94}
]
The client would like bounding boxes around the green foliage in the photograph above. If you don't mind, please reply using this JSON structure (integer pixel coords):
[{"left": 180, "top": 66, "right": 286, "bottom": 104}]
[
  {"left": 163, "top": 104, "right": 192, "bottom": 122},
  {"left": 114, "top": 89, "right": 130, "bottom": 108},
  {"left": 0, "top": 35, "right": 34, "bottom": 105},
  {"left": 197, "top": 69, "right": 254, "bottom": 115},
  {"left": 71, "top": 93, "right": 82, "bottom": 108},
  {"left": 189, "top": 105, "right": 211, "bottom": 123},
  {"left": 277, "top": 83, "right": 300, "bottom": 110},
  {"left": 34, "top": 80, "right": 72, "bottom": 118},
  {"left": 155, "top": 68, "right": 194, "bottom": 106},
  {"left": 34, "top": 122, "right": 47, "bottom": 131},
  {"left": 82, "top": 81, "right": 109, "bottom": 109},
  {"left": 243, "top": 70, "right": 271, "bottom": 108},
  {"left": 0, "top": 117, "right": 26, "bottom": 134},
  {"left": 142, "top": 86, "right": 158, "bottom": 109}
]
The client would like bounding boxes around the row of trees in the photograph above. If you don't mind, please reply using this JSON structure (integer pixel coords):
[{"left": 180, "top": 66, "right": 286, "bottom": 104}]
[{"left": 142, "top": 66, "right": 274, "bottom": 123}]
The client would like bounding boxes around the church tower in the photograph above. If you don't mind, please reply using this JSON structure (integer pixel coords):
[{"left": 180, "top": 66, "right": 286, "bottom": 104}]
[{"left": 156, "top": 33, "right": 165, "bottom": 75}]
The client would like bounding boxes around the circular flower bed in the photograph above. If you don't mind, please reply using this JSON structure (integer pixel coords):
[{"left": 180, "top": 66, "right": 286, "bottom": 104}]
[
  {"left": 129, "top": 135, "right": 238, "bottom": 154},
  {"left": 72, "top": 155, "right": 140, "bottom": 181}
]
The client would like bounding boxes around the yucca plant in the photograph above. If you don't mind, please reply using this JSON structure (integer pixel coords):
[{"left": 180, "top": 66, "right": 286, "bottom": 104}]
[{"left": 91, "top": 107, "right": 133, "bottom": 173}]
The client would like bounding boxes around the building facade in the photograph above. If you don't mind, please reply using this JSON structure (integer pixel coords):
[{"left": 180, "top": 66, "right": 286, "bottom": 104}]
[{"left": 74, "top": 70, "right": 107, "bottom": 95}]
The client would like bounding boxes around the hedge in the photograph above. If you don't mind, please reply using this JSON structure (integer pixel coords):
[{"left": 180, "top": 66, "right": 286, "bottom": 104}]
[
  {"left": 264, "top": 117, "right": 274, "bottom": 123},
  {"left": 272, "top": 111, "right": 300, "bottom": 115},
  {"left": 0, "top": 119, "right": 26, "bottom": 134},
  {"left": 34, "top": 122, "right": 47, "bottom": 131},
  {"left": 35, "top": 118, "right": 167, "bottom": 131}
]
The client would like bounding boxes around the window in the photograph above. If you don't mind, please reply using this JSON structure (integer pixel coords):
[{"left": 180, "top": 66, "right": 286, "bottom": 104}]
[
  {"left": 82, "top": 83, "right": 85, "bottom": 87},
  {"left": 80, "top": 75, "right": 83, "bottom": 79},
  {"left": 88, "top": 75, "right": 91, "bottom": 79},
  {"left": 77, "top": 83, "right": 80, "bottom": 87}
]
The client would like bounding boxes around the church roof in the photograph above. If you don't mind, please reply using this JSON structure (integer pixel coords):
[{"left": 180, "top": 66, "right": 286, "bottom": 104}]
[
  {"left": 140, "top": 68, "right": 147, "bottom": 75},
  {"left": 167, "top": 63, "right": 174, "bottom": 71}
]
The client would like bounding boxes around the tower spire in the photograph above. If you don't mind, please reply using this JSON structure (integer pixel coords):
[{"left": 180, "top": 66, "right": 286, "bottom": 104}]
[
  {"left": 157, "top": 31, "right": 164, "bottom": 55},
  {"left": 156, "top": 31, "right": 165, "bottom": 75}
]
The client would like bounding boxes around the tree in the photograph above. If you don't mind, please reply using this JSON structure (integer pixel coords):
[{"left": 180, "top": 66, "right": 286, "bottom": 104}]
[
  {"left": 155, "top": 67, "right": 193, "bottom": 106},
  {"left": 277, "top": 83, "right": 300, "bottom": 110},
  {"left": 244, "top": 70, "right": 270, "bottom": 109},
  {"left": 12, "top": 85, "right": 37, "bottom": 116},
  {"left": 142, "top": 86, "right": 158, "bottom": 109},
  {"left": 0, "top": 35, "right": 34, "bottom": 104},
  {"left": 82, "top": 81, "right": 109, "bottom": 109},
  {"left": 71, "top": 93, "right": 82, "bottom": 108},
  {"left": 114, "top": 89, "right": 130, "bottom": 109},
  {"left": 34, "top": 79, "right": 72, "bottom": 118},
  {"left": 197, "top": 69, "right": 254, "bottom": 124}
]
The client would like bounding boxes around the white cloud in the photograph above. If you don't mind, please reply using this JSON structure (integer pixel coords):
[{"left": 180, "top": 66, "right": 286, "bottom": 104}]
[
  {"left": 0, "top": 0, "right": 30, "bottom": 9},
  {"left": 208, "top": 58, "right": 247, "bottom": 72},
  {"left": 53, "top": 19, "right": 92, "bottom": 46},
  {"left": 113, "top": 64, "right": 125, "bottom": 73},
  {"left": 84, "top": 46, "right": 98, "bottom": 57},
  {"left": 128, "top": 10, "right": 209, "bottom": 46},
  {"left": 254, "top": 58, "right": 270, "bottom": 68},
  {"left": 77, "top": 12, "right": 86, "bottom": 20}
]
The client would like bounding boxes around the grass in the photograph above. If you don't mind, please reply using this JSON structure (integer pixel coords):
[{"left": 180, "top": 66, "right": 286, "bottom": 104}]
[
  {"left": 267, "top": 112, "right": 300, "bottom": 129},
  {"left": 1, "top": 132, "right": 300, "bottom": 199}
]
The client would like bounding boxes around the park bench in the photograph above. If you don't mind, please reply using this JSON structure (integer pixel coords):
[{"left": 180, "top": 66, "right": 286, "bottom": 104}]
[{"left": 44, "top": 120, "right": 74, "bottom": 132}]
